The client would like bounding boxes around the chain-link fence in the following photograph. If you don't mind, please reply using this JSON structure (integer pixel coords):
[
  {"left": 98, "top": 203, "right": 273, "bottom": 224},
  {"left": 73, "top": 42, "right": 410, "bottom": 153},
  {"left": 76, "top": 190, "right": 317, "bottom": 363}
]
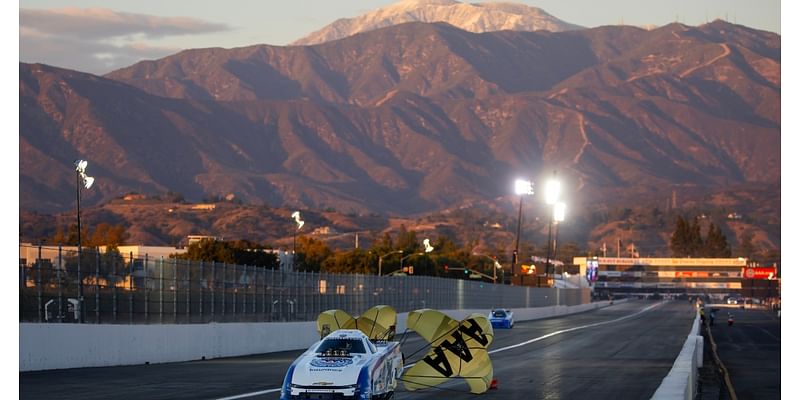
[{"left": 20, "top": 244, "right": 590, "bottom": 324}]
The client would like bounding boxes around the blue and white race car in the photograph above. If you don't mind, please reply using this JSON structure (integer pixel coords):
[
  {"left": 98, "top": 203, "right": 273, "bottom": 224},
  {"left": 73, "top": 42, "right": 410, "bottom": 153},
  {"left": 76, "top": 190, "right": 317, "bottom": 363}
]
[
  {"left": 280, "top": 329, "right": 404, "bottom": 400},
  {"left": 488, "top": 308, "right": 514, "bottom": 329}
]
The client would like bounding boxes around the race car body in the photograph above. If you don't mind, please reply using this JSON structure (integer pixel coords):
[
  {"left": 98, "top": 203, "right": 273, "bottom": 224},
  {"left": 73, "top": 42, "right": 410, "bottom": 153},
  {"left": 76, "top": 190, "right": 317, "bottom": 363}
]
[
  {"left": 488, "top": 309, "right": 514, "bottom": 328},
  {"left": 280, "top": 329, "right": 403, "bottom": 400}
]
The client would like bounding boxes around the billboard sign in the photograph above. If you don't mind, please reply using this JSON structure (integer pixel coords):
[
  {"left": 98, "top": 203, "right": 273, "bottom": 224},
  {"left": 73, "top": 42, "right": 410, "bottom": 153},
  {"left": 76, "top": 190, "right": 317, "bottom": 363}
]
[
  {"left": 741, "top": 267, "right": 777, "bottom": 280},
  {"left": 586, "top": 260, "right": 599, "bottom": 282}
]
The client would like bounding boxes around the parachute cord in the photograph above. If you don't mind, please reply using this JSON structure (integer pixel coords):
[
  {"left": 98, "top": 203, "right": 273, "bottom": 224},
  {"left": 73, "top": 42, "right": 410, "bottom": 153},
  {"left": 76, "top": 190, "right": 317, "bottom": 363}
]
[
  {"left": 367, "top": 309, "right": 376, "bottom": 339},
  {"left": 397, "top": 376, "right": 485, "bottom": 395},
  {"left": 401, "top": 320, "right": 466, "bottom": 361}
]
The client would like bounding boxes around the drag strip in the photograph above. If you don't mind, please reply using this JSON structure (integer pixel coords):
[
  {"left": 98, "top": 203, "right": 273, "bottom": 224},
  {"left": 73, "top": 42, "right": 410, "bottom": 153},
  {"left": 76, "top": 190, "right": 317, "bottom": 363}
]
[{"left": 20, "top": 300, "right": 692, "bottom": 400}]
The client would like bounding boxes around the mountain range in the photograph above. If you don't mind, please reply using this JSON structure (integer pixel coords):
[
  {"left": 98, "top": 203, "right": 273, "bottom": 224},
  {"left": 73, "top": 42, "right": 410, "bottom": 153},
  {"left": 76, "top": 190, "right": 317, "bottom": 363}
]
[
  {"left": 20, "top": 19, "right": 780, "bottom": 222},
  {"left": 291, "top": 0, "right": 583, "bottom": 46}
]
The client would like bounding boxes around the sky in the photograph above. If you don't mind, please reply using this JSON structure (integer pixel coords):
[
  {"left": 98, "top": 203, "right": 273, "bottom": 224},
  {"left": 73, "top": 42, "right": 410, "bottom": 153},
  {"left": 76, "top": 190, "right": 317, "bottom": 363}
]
[
  {"left": 18, "top": 0, "right": 782, "bottom": 75},
  {"left": 6, "top": 0, "right": 799, "bottom": 384}
]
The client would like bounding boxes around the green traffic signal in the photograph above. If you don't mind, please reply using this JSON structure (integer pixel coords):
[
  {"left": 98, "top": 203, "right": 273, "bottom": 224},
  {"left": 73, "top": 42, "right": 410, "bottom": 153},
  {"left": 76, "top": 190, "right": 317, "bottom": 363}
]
[{"left": 464, "top": 269, "right": 469, "bottom": 274}]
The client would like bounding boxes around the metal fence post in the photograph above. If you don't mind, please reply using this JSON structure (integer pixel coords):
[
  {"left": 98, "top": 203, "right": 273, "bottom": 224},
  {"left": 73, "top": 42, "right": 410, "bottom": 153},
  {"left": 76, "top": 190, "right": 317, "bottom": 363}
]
[
  {"left": 57, "top": 246, "right": 63, "bottom": 323},
  {"left": 95, "top": 249, "right": 100, "bottom": 323},
  {"left": 222, "top": 262, "right": 226, "bottom": 319},
  {"left": 112, "top": 252, "right": 117, "bottom": 322},
  {"left": 186, "top": 259, "right": 190, "bottom": 323},
  {"left": 243, "top": 264, "right": 248, "bottom": 317},
  {"left": 233, "top": 264, "right": 238, "bottom": 319},
  {"left": 269, "top": 269, "right": 274, "bottom": 322},
  {"left": 261, "top": 267, "right": 266, "bottom": 318},
  {"left": 252, "top": 264, "right": 258, "bottom": 321},
  {"left": 144, "top": 254, "right": 149, "bottom": 322},
  {"left": 173, "top": 257, "right": 178, "bottom": 323},
  {"left": 199, "top": 260, "right": 204, "bottom": 322},
  {"left": 159, "top": 256, "right": 164, "bottom": 324},
  {"left": 129, "top": 252, "right": 134, "bottom": 324},
  {"left": 210, "top": 261, "right": 215, "bottom": 320},
  {"left": 37, "top": 245, "right": 42, "bottom": 322}
]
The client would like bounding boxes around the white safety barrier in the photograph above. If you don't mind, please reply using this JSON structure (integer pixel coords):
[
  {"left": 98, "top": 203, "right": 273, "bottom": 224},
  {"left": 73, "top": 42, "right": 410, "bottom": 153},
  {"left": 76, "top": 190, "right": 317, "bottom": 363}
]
[
  {"left": 20, "top": 300, "right": 621, "bottom": 371},
  {"left": 650, "top": 310, "right": 702, "bottom": 400}
]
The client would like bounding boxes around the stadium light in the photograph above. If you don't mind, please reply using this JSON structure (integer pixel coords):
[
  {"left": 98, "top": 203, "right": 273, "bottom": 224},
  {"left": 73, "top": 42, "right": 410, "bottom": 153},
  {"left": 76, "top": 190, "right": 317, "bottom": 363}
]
[
  {"left": 512, "top": 179, "right": 533, "bottom": 285},
  {"left": 545, "top": 179, "right": 560, "bottom": 205},
  {"left": 74, "top": 159, "right": 95, "bottom": 323}
]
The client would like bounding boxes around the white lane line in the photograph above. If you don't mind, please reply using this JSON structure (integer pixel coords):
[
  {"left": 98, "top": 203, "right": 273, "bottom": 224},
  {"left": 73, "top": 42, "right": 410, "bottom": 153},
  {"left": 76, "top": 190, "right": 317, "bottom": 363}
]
[
  {"left": 215, "top": 302, "right": 663, "bottom": 399},
  {"left": 216, "top": 388, "right": 281, "bottom": 400},
  {"left": 489, "top": 301, "right": 662, "bottom": 353}
]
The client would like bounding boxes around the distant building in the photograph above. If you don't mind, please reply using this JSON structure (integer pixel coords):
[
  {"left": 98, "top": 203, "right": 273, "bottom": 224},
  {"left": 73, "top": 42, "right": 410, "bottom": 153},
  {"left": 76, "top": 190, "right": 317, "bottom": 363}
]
[
  {"left": 312, "top": 226, "right": 337, "bottom": 235},
  {"left": 19, "top": 243, "right": 186, "bottom": 270},
  {"left": 110, "top": 245, "right": 186, "bottom": 259},
  {"left": 574, "top": 256, "right": 749, "bottom": 297},
  {"left": 191, "top": 204, "right": 216, "bottom": 211},
  {"left": 727, "top": 212, "right": 743, "bottom": 220},
  {"left": 122, "top": 193, "right": 146, "bottom": 201},
  {"left": 187, "top": 235, "right": 219, "bottom": 245}
]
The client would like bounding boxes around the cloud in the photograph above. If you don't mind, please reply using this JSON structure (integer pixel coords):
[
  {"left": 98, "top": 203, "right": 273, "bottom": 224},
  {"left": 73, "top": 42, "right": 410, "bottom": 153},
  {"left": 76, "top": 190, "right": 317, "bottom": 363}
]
[
  {"left": 20, "top": 8, "right": 230, "bottom": 40},
  {"left": 20, "top": 30, "right": 179, "bottom": 75},
  {"left": 19, "top": 8, "right": 231, "bottom": 74}
]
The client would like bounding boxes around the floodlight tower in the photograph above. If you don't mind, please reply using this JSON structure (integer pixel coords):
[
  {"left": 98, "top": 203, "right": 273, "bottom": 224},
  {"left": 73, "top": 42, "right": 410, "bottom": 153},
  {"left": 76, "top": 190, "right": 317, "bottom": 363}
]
[
  {"left": 74, "top": 160, "right": 95, "bottom": 323},
  {"left": 512, "top": 179, "right": 533, "bottom": 284},
  {"left": 544, "top": 174, "right": 561, "bottom": 285}
]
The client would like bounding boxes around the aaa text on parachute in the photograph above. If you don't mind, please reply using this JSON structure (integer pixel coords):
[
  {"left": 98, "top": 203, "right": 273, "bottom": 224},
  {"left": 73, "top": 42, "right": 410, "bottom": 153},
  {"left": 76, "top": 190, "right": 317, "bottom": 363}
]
[{"left": 402, "top": 309, "right": 494, "bottom": 394}]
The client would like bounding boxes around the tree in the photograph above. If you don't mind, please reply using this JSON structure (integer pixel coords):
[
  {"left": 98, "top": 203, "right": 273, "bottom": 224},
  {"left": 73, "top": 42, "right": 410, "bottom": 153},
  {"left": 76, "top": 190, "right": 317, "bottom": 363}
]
[
  {"left": 702, "top": 223, "right": 731, "bottom": 257},
  {"left": 52, "top": 223, "right": 89, "bottom": 246},
  {"left": 295, "top": 236, "right": 332, "bottom": 272},
  {"left": 670, "top": 216, "right": 703, "bottom": 257},
  {"left": 322, "top": 249, "right": 371, "bottom": 274},
  {"left": 178, "top": 239, "right": 236, "bottom": 264},
  {"left": 688, "top": 217, "right": 703, "bottom": 256},
  {"left": 87, "top": 223, "right": 128, "bottom": 250},
  {"left": 372, "top": 232, "right": 395, "bottom": 254},
  {"left": 669, "top": 216, "right": 689, "bottom": 257},
  {"left": 175, "top": 239, "right": 279, "bottom": 268},
  {"left": 396, "top": 225, "right": 419, "bottom": 254},
  {"left": 432, "top": 235, "right": 458, "bottom": 254}
]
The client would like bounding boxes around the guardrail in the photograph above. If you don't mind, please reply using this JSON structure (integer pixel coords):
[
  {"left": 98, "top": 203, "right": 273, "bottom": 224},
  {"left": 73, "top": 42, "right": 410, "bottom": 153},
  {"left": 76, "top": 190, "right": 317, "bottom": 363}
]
[
  {"left": 20, "top": 301, "right": 614, "bottom": 371},
  {"left": 20, "top": 244, "right": 590, "bottom": 324},
  {"left": 650, "top": 307, "right": 703, "bottom": 400}
]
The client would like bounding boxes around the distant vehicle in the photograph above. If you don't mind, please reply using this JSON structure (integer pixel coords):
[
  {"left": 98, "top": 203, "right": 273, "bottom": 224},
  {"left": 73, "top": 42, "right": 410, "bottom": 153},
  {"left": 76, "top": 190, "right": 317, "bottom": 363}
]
[
  {"left": 727, "top": 297, "right": 742, "bottom": 305},
  {"left": 280, "top": 329, "right": 403, "bottom": 400},
  {"left": 489, "top": 308, "right": 514, "bottom": 329}
]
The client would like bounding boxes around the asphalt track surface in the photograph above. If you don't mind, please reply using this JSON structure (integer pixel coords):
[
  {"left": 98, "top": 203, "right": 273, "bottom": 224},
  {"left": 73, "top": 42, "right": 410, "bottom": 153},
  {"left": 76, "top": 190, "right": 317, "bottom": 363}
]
[
  {"left": 20, "top": 300, "right": 696, "bottom": 400},
  {"left": 704, "top": 305, "right": 781, "bottom": 400}
]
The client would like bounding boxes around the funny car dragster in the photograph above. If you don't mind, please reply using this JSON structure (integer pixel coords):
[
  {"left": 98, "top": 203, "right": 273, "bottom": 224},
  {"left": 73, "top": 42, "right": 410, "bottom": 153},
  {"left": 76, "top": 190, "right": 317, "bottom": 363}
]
[
  {"left": 280, "top": 305, "right": 495, "bottom": 399},
  {"left": 280, "top": 305, "right": 403, "bottom": 400}
]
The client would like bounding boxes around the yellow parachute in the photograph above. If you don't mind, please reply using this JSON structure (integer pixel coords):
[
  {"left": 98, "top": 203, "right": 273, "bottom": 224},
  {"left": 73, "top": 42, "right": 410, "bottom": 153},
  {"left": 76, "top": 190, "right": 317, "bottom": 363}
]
[
  {"left": 403, "top": 309, "right": 494, "bottom": 394},
  {"left": 316, "top": 305, "right": 397, "bottom": 340}
]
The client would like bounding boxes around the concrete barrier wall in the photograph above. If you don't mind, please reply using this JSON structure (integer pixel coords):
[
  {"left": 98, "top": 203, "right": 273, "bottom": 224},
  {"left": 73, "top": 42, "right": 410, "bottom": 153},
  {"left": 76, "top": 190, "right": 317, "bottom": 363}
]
[
  {"left": 21, "top": 300, "right": 617, "bottom": 372},
  {"left": 650, "top": 310, "right": 702, "bottom": 400}
]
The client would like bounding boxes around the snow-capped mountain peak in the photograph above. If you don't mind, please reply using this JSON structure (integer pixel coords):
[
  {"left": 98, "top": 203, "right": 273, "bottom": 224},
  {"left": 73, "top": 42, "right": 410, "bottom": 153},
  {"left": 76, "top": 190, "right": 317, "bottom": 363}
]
[{"left": 291, "top": 0, "right": 582, "bottom": 45}]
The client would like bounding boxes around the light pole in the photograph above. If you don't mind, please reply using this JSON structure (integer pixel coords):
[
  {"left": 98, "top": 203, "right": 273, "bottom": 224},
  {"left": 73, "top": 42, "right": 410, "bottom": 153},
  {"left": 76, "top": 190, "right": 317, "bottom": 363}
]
[
  {"left": 291, "top": 211, "right": 304, "bottom": 270},
  {"left": 378, "top": 250, "right": 403, "bottom": 276},
  {"left": 544, "top": 175, "right": 561, "bottom": 286},
  {"left": 400, "top": 252, "right": 423, "bottom": 272},
  {"left": 475, "top": 254, "right": 502, "bottom": 284},
  {"left": 74, "top": 160, "right": 95, "bottom": 324},
  {"left": 552, "top": 202, "right": 566, "bottom": 282},
  {"left": 513, "top": 179, "right": 534, "bottom": 285}
]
